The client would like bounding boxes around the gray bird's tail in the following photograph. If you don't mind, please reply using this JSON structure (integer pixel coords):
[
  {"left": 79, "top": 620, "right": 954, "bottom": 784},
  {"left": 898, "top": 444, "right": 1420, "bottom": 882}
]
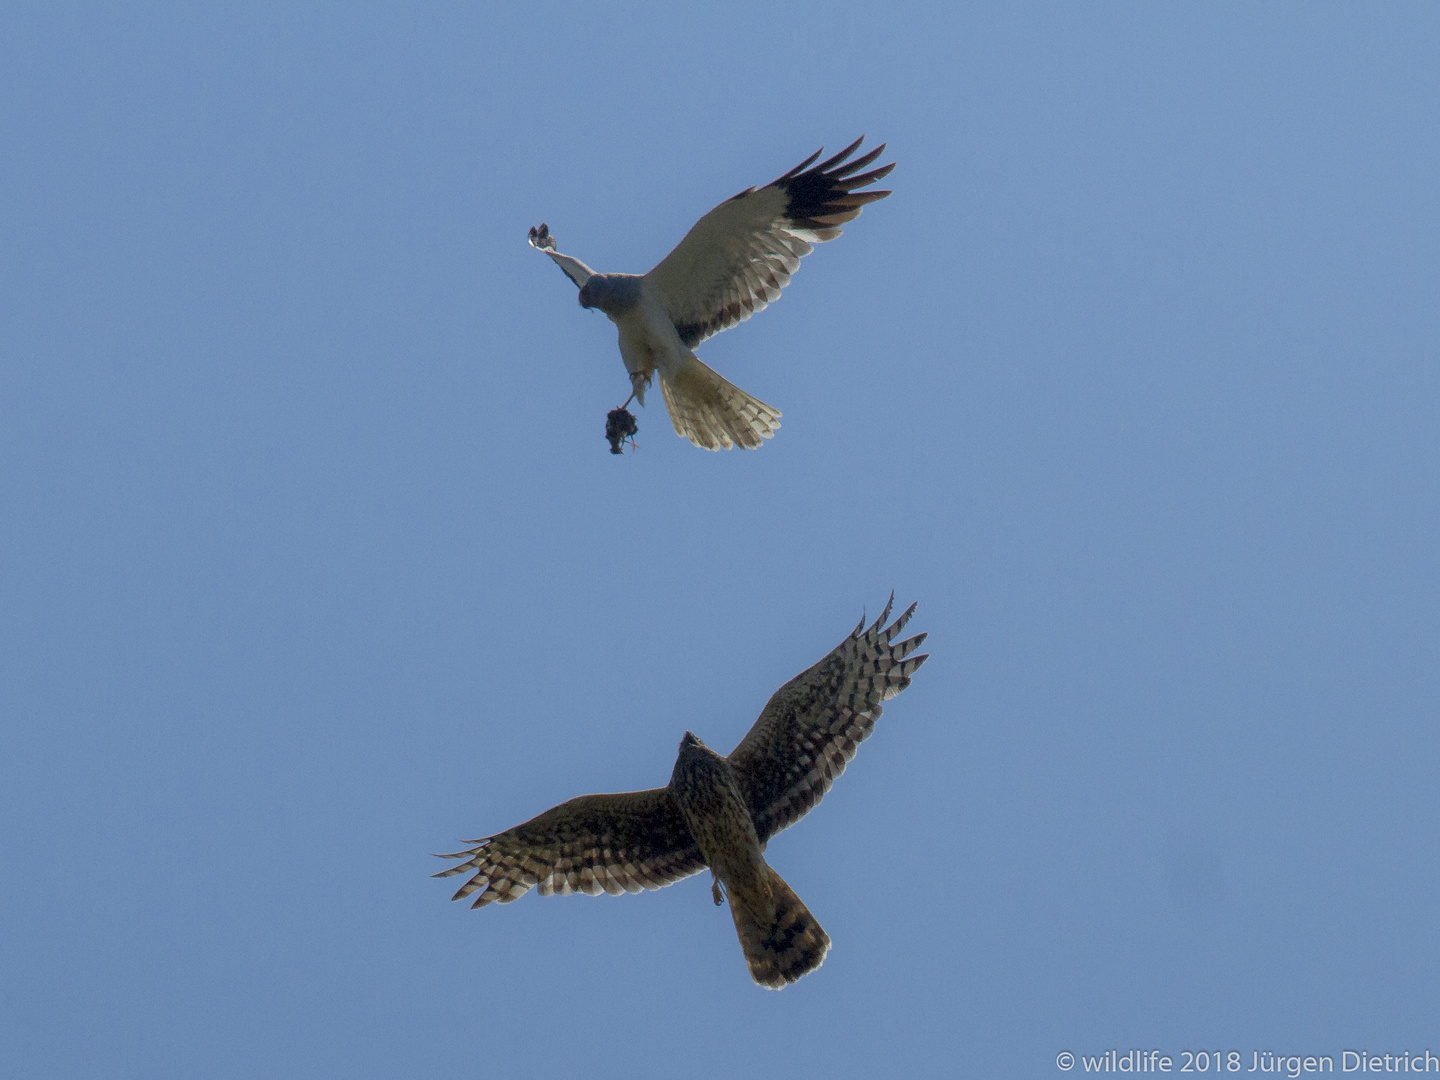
[
  {"left": 659, "top": 355, "right": 781, "bottom": 451},
  {"left": 730, "top": 865, "right": 831, "bottom": 989}
]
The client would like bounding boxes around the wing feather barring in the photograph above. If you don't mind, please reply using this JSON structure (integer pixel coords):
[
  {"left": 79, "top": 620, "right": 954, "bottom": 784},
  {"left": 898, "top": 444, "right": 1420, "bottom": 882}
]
[{"left": 434, "top": 596, "right": 928, "bottom": 988}]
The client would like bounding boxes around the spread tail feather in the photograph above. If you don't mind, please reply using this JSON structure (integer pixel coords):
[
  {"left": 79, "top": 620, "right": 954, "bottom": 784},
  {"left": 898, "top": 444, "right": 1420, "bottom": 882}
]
[
  {"left": 730, "top": 865, "right": 830, "bottom": 989},
  {"left": 659, "top": 356, "right": 781, "bottom": 451}
]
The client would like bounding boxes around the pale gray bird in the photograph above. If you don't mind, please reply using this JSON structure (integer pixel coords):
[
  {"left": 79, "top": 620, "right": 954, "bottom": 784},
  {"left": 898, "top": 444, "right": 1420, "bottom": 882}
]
[
  {"left": 527, "top": 137, "right": 894, "bottom": 451},
  {"left": 434, "top": 597, "right": 928, "bottom": 988}
]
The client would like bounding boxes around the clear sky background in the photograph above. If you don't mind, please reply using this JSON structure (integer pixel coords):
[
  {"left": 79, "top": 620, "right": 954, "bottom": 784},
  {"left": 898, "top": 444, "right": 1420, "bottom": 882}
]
[{"left": 3, "top": 4, "right": 1437, "bottom": 1077}]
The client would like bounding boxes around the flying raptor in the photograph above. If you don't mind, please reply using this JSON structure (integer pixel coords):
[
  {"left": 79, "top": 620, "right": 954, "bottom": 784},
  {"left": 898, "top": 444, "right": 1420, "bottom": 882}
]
[
  {"left": 527, "top": 137, "right": 894, "bottom": 451},
  {"left": 434, "top": 597, "right": 928, "bottom": 988}
]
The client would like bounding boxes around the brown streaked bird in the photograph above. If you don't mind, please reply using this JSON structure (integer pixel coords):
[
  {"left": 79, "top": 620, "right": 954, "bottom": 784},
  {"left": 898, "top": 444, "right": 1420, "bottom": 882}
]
[
  {"left": 526, "top": 137, "right": 894, "bottom": 451},
  {"left": 434, "top": 596, "right": 928, "bottom": 988}
]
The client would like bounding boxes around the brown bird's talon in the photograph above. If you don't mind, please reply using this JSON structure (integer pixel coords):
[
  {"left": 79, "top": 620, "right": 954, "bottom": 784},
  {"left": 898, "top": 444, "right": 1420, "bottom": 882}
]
[{"left": 712, "top": 879, "right": 726, "bottom": 906}]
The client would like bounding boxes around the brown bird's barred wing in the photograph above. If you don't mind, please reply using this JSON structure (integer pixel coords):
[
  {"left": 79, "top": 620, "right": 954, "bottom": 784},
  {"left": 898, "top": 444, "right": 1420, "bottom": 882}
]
[
  {"left": 727, "top": 596, "right": 928, "bottom": 845},
  {"left": 433, "top": 788, "right": 706, "bottom": 908},
  {"left": 644, "top": 137, "right": 894, "bottom": 350}
]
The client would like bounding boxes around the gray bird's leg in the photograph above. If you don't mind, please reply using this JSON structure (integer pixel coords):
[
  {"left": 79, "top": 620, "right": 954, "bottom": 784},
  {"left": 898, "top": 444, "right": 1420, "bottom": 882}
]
[
  {"left": 628, "top": 369, "right": 652, "bottom": 407},
  {"left": 711, "top": 877, "right": 727, "bottom": 906}
]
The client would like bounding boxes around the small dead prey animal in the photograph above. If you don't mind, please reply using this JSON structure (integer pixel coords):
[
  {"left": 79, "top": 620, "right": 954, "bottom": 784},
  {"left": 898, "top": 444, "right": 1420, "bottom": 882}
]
[{"left": 605, "top": 407, "right": 639, "bottom": 454}]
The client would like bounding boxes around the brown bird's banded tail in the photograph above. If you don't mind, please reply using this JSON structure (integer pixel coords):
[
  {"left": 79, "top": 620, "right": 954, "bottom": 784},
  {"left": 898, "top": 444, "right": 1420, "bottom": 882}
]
[
  {"left": 659, "top": 355, "right": 781, "bottom": 451},
  {"left": 730, "top": 865, "right": 831, "bottom": 989}
]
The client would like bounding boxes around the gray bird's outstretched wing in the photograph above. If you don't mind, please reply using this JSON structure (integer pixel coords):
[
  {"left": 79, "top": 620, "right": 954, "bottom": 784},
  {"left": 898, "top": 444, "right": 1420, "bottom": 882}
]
[
  {"left": 527, "top": 223, "right": 596, "bottom": 288},
  {"left": 644, "top": 138, "right": 894, "bottom": 349}
]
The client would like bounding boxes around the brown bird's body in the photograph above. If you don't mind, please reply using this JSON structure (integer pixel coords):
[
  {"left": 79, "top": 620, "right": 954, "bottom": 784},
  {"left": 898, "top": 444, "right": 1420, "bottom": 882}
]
[
  {"left": 434, "top": 597, "right": 928, "bottom": 988},
  {"left": 670, "top": 732, "right": 830, "bottom": 986}
]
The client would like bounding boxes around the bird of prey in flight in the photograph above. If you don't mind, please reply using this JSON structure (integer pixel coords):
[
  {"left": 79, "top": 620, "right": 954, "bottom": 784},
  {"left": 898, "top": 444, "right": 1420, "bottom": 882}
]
[
  {"left": 434, "top": 597, "right": 928, "bottom": 988},
  {"left": 527, "top": 137, "right": 894, "bottom": 451}
]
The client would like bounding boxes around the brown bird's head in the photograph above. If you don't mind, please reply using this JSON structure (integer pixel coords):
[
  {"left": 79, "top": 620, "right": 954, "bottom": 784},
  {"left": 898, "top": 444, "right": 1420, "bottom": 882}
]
[{"left": 671, "top": 730, "right": 725, "bottom": 792}]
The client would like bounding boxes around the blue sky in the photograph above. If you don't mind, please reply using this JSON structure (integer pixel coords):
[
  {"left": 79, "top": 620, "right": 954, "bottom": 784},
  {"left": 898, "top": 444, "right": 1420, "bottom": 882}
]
[{"left": 2, "top": 4, "right": 1437, "bottom": 1077}]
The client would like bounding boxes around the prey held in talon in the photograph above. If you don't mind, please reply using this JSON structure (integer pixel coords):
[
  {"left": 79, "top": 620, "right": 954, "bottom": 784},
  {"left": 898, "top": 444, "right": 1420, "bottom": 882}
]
[
  {"left": 604, "top": 406, "right": 639, "bottom": 455},
  {"left": 434, "top": 596, "right": 928, "bottom": 988},
  {"left": 526, "top": 137, "right": 894, "bottom": 453}
]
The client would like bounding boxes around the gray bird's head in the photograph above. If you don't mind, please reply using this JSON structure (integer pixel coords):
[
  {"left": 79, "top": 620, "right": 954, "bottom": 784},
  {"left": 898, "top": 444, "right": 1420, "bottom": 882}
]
[
  {"left": 577, "top": 273, "right": 641, "bottom": 316},
  {"left": 678, "top": 731, "right": 706, "bottom": 752}
]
